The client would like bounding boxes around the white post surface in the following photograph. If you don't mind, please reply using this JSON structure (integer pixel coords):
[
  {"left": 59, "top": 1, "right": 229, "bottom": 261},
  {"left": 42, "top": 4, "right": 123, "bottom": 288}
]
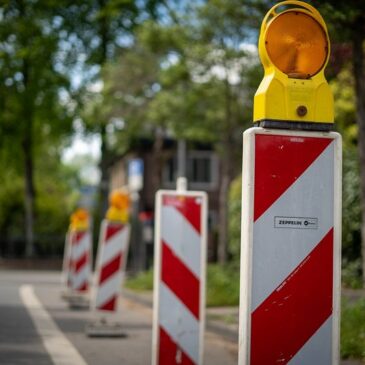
[
  {"left": 239, "top": 127, "right": 342, "bottom": 365},
  {"left": 92, "top": 219, "right": 130, "bottom": 312},
  {"left": 69, "top": 229, "right": 92, "bottom": 293},
  {"left": 152, "top": 190, "right": 208, "bottom": 365}
]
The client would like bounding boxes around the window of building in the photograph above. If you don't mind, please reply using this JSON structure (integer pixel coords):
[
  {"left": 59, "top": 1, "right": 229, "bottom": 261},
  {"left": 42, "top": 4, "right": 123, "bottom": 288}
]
[{"left": 162, "top": 151, "right": 219, "bottom": 191}]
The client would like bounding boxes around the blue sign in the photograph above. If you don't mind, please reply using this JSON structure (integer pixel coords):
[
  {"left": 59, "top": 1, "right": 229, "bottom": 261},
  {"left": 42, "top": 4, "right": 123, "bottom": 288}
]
[{"left": 128, "top": 158, "right": 144, "bottom": 191}]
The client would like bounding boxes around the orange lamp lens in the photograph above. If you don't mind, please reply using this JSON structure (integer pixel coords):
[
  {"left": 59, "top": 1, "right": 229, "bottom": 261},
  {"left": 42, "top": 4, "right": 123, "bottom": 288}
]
[
  {"left": 74, "top": 208, "right": 89, "bottom": 221},
  {"left": 110, "top": 191, "right": 129, "bottom": 210},
  {"left": 265, "top": 11, "right": 328, "bottom": 78}
]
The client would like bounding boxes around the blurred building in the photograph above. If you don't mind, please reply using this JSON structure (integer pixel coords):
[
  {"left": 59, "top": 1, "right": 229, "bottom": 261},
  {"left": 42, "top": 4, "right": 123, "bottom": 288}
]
[{"left": 109, "top": 137, "right": 221, "bottom": 264}]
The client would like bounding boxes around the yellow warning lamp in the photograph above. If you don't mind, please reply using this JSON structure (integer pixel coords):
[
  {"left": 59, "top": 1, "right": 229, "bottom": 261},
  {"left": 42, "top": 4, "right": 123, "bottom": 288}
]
[
  {"left": 106, "top": 190, "right": 130, "bottom": 223},
  {"left": 70, "top": 208, "right": 90, "bottom": 231},
  {"left": 254, "top": 1, "right": 333, "bottom": 128}
]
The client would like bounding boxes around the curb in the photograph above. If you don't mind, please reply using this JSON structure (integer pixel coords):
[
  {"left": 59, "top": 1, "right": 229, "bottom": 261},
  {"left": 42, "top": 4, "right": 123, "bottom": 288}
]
[{"left": 123, "top": 289, "right": 239, "bottom": 342}]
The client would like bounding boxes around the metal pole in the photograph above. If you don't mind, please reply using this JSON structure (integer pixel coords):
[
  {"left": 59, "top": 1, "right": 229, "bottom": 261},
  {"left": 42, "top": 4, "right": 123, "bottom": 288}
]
[{"left": 177, "top": 139, "right": 187, "bottom": 178}]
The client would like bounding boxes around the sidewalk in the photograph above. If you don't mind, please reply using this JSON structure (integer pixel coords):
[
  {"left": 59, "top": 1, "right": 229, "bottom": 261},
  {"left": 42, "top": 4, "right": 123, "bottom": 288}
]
[
  {"left": 122, "top": 288, "right": 365, "bottom": 365},
  {"left": 0, "top": 258, "right": 62, "bottom": 271}
]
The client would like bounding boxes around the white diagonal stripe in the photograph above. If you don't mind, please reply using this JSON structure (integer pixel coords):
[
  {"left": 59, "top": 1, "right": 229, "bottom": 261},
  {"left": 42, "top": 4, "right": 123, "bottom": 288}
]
[
  {"left": 161, "top": 206, "right": 201, "bottom": 278},
  {"left": 102, "top": 227, "right": 129, "bottom": 265},
  {"left": 72, "top": 233, "right": 90, "bottom": 261},
  {"left": 20, "top": 285, "right": 88, "bottom": 365},
  {"left": 159, "top": 282, "right": 200, "bottom": 364},
  {"left": 252, "top": 142, "right": 334, "bottom": 311},
  {"left": 95, "top": 271, "right": 122, "bottom": 309},
  {"left": 288, "top": 316, "right": 332, "bottom": 364},
  {"left": 73, "top": 264, "right": 90, "bottom": 290}
]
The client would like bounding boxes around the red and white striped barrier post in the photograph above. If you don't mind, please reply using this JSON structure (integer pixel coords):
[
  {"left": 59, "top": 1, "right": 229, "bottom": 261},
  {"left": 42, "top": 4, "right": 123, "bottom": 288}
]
[
  {"left": 69, "top": 229, "right": 92, "bottom": 294},
  {"left": 92, "top": 219, "right": 130, "bottom": 312},
  {"left": 239, "top": 2, "right": 342, "bottom": 363},
  {"left": 239, "top": 129, "right": 342, "bottom": 364},
  {"left": 61, "top": 209, "right": 92, "bottom": 306},
  {"left": 152, "top": 184, "right": 207, "bottom": 365},
  {"left": 87, "top": 190, "right": 131, "bottom": 337}
]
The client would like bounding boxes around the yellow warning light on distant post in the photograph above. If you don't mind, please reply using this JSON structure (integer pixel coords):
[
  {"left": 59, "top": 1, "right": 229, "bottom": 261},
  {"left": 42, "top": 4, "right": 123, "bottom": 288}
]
[
  {"left": 70, "top": 208, "right": 90, "bottom": 231},
  {"left": 106, "top": 190, "right": 130, "bottom": 223},
  {"left": 254, "top": 1, "right": 334, "bottom": 128}
]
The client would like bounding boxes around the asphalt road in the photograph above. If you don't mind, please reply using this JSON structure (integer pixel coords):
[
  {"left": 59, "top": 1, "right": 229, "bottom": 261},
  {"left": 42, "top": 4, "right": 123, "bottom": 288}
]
[{"left": 0, "top": 270, "right": 237, "bottom": 365}]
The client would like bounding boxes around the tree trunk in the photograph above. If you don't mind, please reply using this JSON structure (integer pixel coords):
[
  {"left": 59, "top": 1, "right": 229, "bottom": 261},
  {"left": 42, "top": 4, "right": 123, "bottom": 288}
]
[
  {"left": 352, "top": 29, "right": 365, "bottom": 287},
  {"left": 98, "top": 123, "right": 110, "bottom": 217},
  {"left": 96, "top": 0, "right": 110, "bottom": 219},
  {"left": 217, "top": 152, "right": 231, "bottom": 264},
  {"left": 23, "top": 135, "right": 35, "bottom": 258},
  {"left": 151, "top": 128, "right": 165, "bottom": 194},
  {"left": 21, "top": 34, "right": 35, "bottom": 258},
  {"left": 217, "top": 72, "right": 234, "bottom": 264}
]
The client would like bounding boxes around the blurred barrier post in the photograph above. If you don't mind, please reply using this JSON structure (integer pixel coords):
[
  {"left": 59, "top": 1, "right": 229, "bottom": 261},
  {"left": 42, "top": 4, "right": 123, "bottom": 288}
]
[
  {"left": 152, "top": 179, "right": 207, "bottom": 365},
  {"left": 67, "top": 208, "right": 92, "bottom": 309},
  {"left": 86, "top": 189, "right": 131, "bottom": 337}
]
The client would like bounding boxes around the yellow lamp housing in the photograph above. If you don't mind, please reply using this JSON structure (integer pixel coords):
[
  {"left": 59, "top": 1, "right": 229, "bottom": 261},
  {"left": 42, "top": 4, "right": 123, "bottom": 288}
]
[
  {"left": 254, "top": 0, "right": 334, "bottom": 129},
  {"left": 70, "top": 208, "right": 90, "bottom": 231},
  {"left": 106, "top": 189, "right": 130, "bottom": 223}
]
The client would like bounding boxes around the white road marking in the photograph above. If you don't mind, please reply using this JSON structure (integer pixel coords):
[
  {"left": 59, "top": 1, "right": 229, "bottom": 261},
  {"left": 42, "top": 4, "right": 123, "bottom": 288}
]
[{"left": 19, "top": 284, "right": 88, "bottom": 365}]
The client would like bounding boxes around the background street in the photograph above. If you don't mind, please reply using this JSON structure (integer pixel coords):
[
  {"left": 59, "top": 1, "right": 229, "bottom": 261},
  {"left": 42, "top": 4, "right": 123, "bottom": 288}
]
[{"left": 0, "top": 270, "right": 237, "bottom": 365}]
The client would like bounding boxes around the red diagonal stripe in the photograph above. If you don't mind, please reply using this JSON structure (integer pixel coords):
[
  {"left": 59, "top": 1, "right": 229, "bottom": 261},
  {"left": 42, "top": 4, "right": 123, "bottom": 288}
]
[
  {"left": 161, "top": 241, "right": 200, "bottom": 319},
  {"left": 74, "top": 231, "right": 86, "bottom": 243},
  {"left": 250, "top": 228, "right": 334, "bottom": 365},
  {"left": 254, "top": 135, "right": 333, "bottom": 221},
  {"left": 75, "top": 253, "right": 88, "bottom": 272},
  {"left": 99, "top": 295, "right": 117, "bottom": 311},
  {"left": 99, "top": 254, "right": 122, "bottom": 284},
  {"left": 76, "top": 281, "right": 88, "bottom": 292},
  {"left": 162, "top": 195, "right": 201, "bottom": 233},
  {"left": 105, "top": 224, "right": 124, "bottom": 241},
  {"left": 159, "top": 327, "right": 195, "bottom": 365}
]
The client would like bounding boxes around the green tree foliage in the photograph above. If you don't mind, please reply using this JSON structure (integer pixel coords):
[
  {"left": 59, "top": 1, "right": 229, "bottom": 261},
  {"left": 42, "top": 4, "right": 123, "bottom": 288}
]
[
  {"left": 331, "top": 68, "right": 362, "bottom": 287},
  {"left": 313, "top": 0, "right": 365, "bottom": 287},
  {"left": 228, "top": 174, "right": 242, "bottom": 262},
  {"left": 341, "top": 298, "right": 365, "bottom": 360},
  {"left": 0, "top": 151, "right": 77, "bottom": 256},
  {"left": 67, "top": 0, "right": 163, "bottom": 219},
  {"left": 0, "top": 1, "right": 73, "bottom": 256},
  {"left": 100, "top": 0, "right": 263, "bottom": 262}
]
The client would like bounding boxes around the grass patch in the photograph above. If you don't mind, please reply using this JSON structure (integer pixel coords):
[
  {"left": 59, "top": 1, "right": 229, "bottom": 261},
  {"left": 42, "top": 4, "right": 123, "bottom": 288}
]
[
  {"left": 125, "top": 269, "right": 154, "bottom": 291},
  {"left": 125, "top": 264, "right": 240, "bottom": 307},
  {"left": 341, "top": 298, "right": 365, "bottom": 361},
  {"left": 125, "top": 266, "right": 365, "bottom": 362},
  {"left": 206, "top": 264, "right": 240, "bottom": 307},
  {"left": 342, "top": 259, "right": 363, "bottom": 289},
  {"left": 208, "top": 313, "right": 237, "bottom": 325}
]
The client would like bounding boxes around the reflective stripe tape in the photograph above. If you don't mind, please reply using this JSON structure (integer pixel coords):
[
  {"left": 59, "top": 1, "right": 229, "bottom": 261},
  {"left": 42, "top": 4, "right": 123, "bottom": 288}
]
[
  {"left": 95, "top": 271, "right": 123, "bottom": 309},
  {"left": 101, "top": 227, "right": 128, "bottom": 265},
  {"left": 238, "top": 128, "right": 341, "bottom": 365},
  {"left": 160, "top": 282, "right": 200, "bottom": 364},
  {"left": 159, "top": 327, "right": 195, "bottom": 365},
  {"left": 161, "top": 206, "right": 201, "bottom": 278},
  {"left": 73, "top": 264, "right": 90, "bottom": 290},
  {"left": 93, "top": 220, "right": 130, "bottom": 312},
  {"left": 70, "top": 230, "right": 92, "bottom": 292},
  {"left": 251, "top": 229, "right": 333, "bottom": 364},
  {"left": 161, "top": 241, "right": 200, "bottom": 319},
  {"left": 288, "top": 317, "right": 332, "bottom": 365},
  {"left": 252, "top": 141, "right": 335, "bottom": 311},
  {"left": 153, "top": 192, "right": 207, "bottom": 365}
]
